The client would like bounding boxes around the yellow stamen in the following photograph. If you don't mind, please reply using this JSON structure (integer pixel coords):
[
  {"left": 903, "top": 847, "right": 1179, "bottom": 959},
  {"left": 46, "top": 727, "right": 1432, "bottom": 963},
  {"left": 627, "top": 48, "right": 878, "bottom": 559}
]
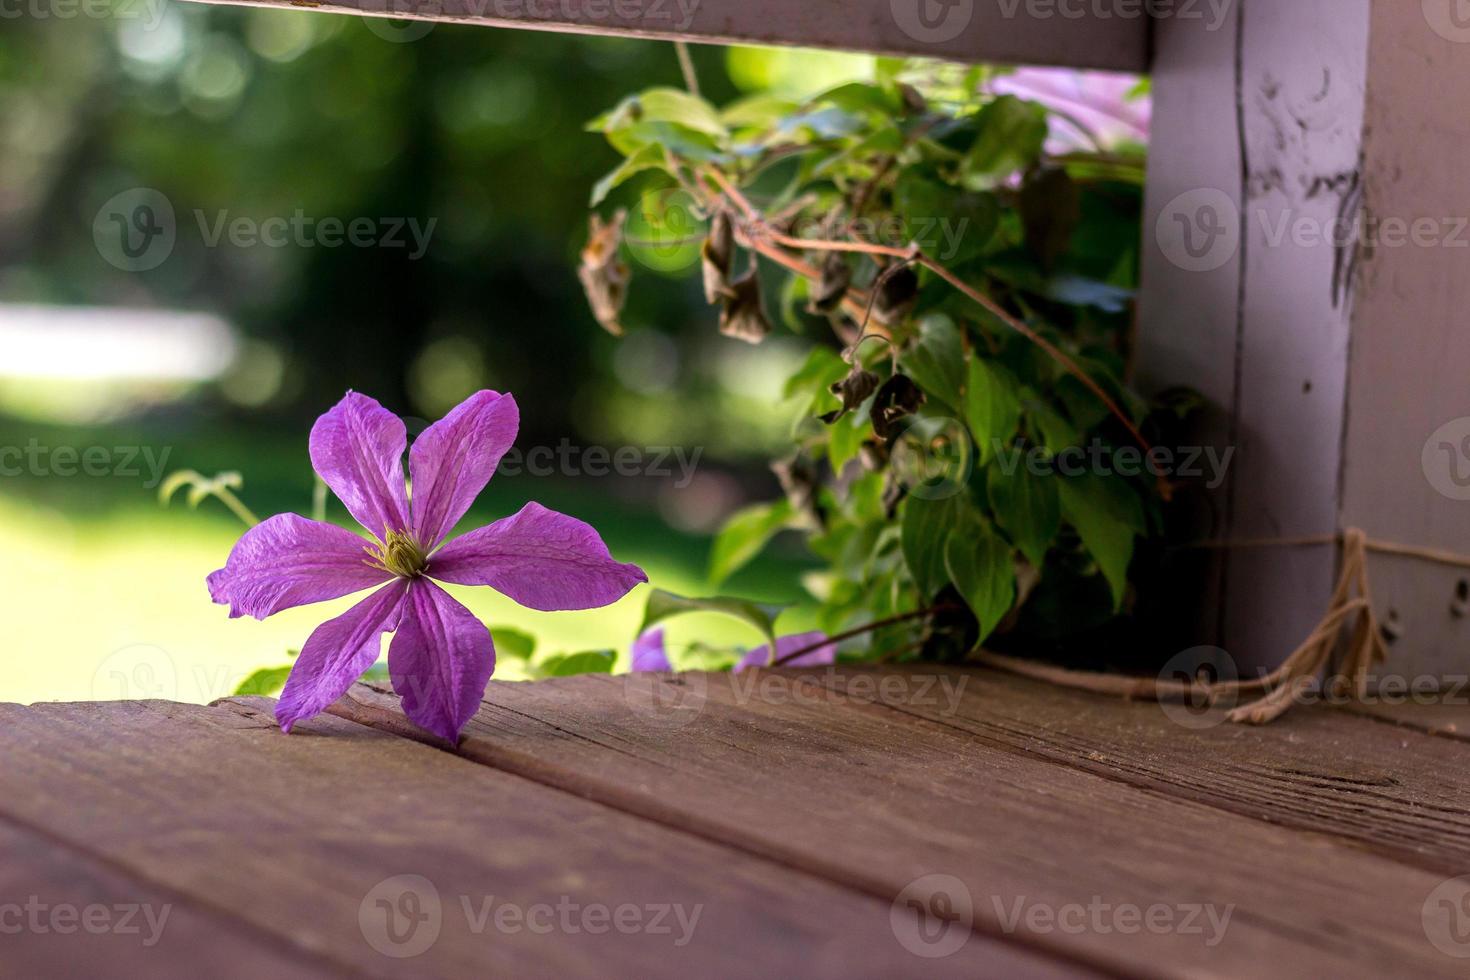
[{"left": 365, "top": 529, "right": 428, "bottom": 578}]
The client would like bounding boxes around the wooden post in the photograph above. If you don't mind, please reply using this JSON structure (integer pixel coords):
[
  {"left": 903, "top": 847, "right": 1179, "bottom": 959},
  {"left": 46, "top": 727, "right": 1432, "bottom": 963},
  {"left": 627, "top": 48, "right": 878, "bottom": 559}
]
[{"left": 1141, "top": 0, "right": 1470, "bottom": 680}]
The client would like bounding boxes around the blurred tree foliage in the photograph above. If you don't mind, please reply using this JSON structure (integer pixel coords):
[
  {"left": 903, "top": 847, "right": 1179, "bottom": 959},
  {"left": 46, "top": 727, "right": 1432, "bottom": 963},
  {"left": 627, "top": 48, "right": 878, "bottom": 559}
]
[{"left": 0, "top": 7, "right": 760, "bottom": 448}]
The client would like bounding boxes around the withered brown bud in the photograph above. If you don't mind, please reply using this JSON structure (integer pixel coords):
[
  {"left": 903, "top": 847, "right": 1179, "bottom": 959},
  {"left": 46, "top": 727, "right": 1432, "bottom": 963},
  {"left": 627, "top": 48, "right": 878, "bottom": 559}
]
[
  {"left": 577, "top": 210, "right": 631, "bottom": 337},
  {"left": 819, "top": 364, "right": 880, "bottom": 424},
  {"left": 719, "top": 269, "right": 774, "bottom": 344},
  {"left": 809, "top": 252, "right": 852, "bottom": 313},
  {"left": 702, "top": 210, "right": 737, "bottom": 305},
  {"left": 771, "top": 454, "right": 823, "bottom": 529},
  {"left": 873, "top": 265, "right": 919, "bottom": 326},
  {"left": 897, "top": 82, "right": 927, "bottom": 116},
  {"left": 869, "top": 373, "right": 925, "bottom": 440}
]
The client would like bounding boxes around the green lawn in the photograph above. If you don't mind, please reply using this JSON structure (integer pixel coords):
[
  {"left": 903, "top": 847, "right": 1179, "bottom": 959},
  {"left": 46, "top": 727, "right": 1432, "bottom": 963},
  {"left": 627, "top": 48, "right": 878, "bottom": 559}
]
[{"left": 2, "top": 423, "right": 815, "bottom": 704}]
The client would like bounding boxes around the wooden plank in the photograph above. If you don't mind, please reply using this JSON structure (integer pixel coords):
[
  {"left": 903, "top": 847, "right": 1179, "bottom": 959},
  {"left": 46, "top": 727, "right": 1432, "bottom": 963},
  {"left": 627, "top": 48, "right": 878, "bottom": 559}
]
[
  {"left": 1137, "top": 0, "right": 1372, "bottom": 669},
  {"left": 322, "top": 671, "right": 1464, "bottom": 977},
  {"left": 0, "top": 817, "right": 329, "bottom": 979},
  {"left": 1338, "top": 2, "right": 1470, "bottom": 678},
  {"left": 0, "top": 698, "right": 1070, "bottom": 979},
  {"left": 184, "top": 0, "right": 1149, "bottom": 71},
  {"left": 823, "top": 666, "right": 1470, "bottom": 875}
]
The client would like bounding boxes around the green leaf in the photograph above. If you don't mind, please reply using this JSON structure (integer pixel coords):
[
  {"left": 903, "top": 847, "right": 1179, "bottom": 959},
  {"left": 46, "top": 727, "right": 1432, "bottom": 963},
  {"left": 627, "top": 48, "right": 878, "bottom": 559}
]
[
  {"left": 1057, "top": 474, "right": 1140, "bottom": 610},
  {"left": 944, "top": 515, "right": 1016, "bottom": 643},
  {"left": 964, "top": 358, "right": 1022, "bottom": 464},
  {"left": 987, "top": 464, "right": 1060, "bottom": 568},
  {"left": 233, "top": 665, "right": 293, "bottom": 697},
  {"left": 814, "top": 81, "right": 903, "bottom": 116},
  {"left": 901, "top": 494, "right": 959, "bottom": 598},
  {"left": 491, "top": 628, "right": 536, "bottom": 661},
  {"left": 893, "top": 173, "right": 999, "bottom": 264},
  {"left": 827, "top": 412, "right": 865, "bottom": 472},
  {"left": 589, "top": 144, "right": 665, "bottom": 207},
  {"left": 965, "top": 96, "right": 1048, "bottom": 179},
  {"left": 638, "top": 589, "right": 784, "bottom": 652},
  {"left": 1023, "top": 389, "right": 1080, "bottom": 453},
  {"left": 708, "top": 499, "right": 794, "bottom": 587},
  {"left": 900, "top": 314, "right": 965, "bottom": 410},
  {"left": 537, "top": 650, "right": 616, "bottom": 677},
  {"left": 591, "top": 88, "right": 727, "bottom": 138}
]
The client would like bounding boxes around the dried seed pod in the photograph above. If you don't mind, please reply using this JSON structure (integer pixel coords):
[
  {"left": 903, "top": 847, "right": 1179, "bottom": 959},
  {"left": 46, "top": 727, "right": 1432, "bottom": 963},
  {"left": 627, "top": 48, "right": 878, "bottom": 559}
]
[
  {"left": 897, "top": 82, "right": 928, "bottom": 116},
  {"left": 873, "top": 265, "right": 919, "bottom": 326},
  {"left": 771, "top": 454, "right": 824, "bottom": 529},
  {"left": 869, "top": 373, "right": 926, "bottom": 439},
  {"left": 701, "top": 210, "right": 736, "bottom": 305},
  {"left": 719, "top": 269, "right": 774, "bottom": 344},
  {"left": 809, "top": 252, "right": 852, "bottom": 313},
  {"left": 819, "top": 363, "right": 880, "bottom": 424},
  {"left": 577, "top": 210, "right": 631, "bottom": 337}
]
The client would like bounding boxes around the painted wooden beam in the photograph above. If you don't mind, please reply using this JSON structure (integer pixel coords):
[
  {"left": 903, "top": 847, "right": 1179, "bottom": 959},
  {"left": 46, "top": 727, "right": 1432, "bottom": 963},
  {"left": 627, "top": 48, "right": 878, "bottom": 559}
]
[{"left": 184, "top": 0, "right": 1150, "bottom": 71}]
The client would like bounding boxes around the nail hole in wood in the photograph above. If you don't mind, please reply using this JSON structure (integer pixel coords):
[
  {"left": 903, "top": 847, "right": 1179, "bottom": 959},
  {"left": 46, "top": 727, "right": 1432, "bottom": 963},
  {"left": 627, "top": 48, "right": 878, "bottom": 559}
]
[
  {"left": 1381, "top": 609, "right": 1403, "bottom": 645},
  {"left": 1454, "top": 580, "right": 1469, "bottom": 618}
]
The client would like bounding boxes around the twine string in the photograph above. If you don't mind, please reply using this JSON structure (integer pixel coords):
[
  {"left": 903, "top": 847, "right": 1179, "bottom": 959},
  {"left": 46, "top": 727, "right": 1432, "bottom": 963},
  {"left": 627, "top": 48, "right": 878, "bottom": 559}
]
[{"left": 973, "top": 528, "right": 1470, "bottom": 725}]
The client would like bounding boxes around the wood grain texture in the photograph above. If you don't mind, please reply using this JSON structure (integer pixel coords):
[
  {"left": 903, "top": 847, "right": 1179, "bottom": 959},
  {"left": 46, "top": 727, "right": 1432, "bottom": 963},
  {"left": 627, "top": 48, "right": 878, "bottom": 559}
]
[
  {"left": 181, "top": 0, "right": 1149, "bottom": 71},
  {"left": 0, "top": 698, "right": 1070, "bottom": 979},
  {"left": 822, "top": 666, "right": 1470, "bottom": 874},
  {"left": 1339, "top": 0, "right": 1470, "bottom": 678},
  {"left": 0, "top": 816, "right": 330, "bottom": 979},
  {"left": 322, "top": 670, "right": 1467, "bottom": 977}
]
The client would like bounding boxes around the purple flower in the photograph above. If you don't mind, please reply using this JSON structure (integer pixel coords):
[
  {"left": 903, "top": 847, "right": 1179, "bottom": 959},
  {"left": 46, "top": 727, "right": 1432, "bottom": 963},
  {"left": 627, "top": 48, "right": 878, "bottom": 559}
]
[
  {"left": 630, "top": 627, "right": 836, "bottom": 672},
  {"left": 209, "top": 391, "right": 647, "bottom": 741}
]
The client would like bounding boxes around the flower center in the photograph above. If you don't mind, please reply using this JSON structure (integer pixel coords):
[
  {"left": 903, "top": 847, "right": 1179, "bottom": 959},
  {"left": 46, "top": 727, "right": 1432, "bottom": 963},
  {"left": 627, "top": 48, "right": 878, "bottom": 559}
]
[{"left": 366, "top": 529, "right": 428, "bottom": 579}]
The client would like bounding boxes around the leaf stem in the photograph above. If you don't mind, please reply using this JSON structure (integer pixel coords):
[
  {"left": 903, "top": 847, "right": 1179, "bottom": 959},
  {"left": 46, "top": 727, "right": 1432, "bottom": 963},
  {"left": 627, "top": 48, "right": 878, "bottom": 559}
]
[
  {"left": 700, "top": 165, "right": 1155, "bottom": 460},
  {"left": 770, "top": 605, "right": 957, "bottom": 667}
]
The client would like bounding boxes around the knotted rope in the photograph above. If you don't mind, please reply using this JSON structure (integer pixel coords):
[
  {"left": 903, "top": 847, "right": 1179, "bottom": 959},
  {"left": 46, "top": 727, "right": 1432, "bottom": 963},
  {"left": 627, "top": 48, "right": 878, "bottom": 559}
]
[{"left": 974, "top": 529, "right": 1470, "bottom": 724}]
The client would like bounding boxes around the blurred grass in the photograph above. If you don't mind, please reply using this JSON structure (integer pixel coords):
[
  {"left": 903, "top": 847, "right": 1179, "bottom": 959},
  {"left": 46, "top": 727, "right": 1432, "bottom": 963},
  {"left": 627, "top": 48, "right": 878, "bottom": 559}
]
[{"left": 1, "top": 419, "right": 817, "bottom": 705}]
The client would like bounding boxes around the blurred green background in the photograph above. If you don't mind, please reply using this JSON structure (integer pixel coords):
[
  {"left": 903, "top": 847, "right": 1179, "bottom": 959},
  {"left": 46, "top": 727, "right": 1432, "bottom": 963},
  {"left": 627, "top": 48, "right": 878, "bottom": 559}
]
[{"left": 1, "top": 6, "right": 885, "bottom": 702}]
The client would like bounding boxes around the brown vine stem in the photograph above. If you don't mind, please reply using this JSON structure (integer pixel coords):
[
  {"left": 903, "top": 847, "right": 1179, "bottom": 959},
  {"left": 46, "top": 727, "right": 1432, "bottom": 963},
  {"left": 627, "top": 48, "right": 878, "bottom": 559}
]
[
  {"left": 770, "top": 605, "right": 958, "bottom": 667},
  {"left": 701, "top": 166, "right": 1155, "bottom": 459}
]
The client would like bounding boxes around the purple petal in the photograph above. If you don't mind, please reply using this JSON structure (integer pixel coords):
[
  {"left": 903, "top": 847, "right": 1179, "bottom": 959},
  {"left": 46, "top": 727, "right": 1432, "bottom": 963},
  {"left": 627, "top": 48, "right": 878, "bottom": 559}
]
[
  {"left": 207, "top": 513, "right": 392, "bottom": 620},
  {"left": 387, "top": 579, "right": 495, "bottom": 742},
  {"left": 429, "top": 502, "right": 647, "bottom": 611},
  {"left": 275, "top": 581, "right": 408, "bottom": 733},
  {"left": 737, "top": 632, "right": 836, "bottom": 672},
  {"left": 309, "top": 392, "right": 410, "bottom": 540},
  {"left": 409, "top": 390, "right": 519, "bottom": 550},
  {"left": 630, "top": 627, "right": 672, "bottom": 672}
]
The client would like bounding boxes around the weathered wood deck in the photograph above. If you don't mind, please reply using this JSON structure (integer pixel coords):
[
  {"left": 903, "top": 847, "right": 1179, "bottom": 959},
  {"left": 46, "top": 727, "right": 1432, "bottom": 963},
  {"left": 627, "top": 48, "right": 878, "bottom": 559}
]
[{"left": 4, "top": 667, "right": 1470, "bottom": 976}]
